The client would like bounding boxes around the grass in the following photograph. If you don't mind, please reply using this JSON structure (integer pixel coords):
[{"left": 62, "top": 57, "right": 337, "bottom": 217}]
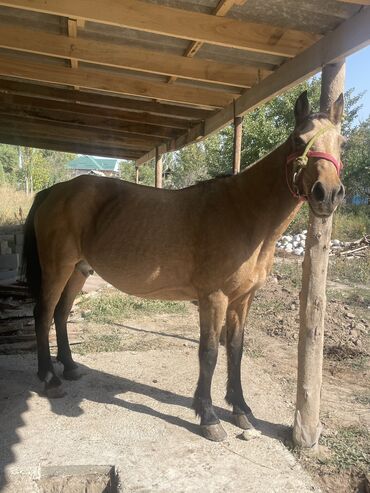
[
  {"left": 75, "top": 333, "right": 122, "bottom": 354},
  {"left": 79, "top": 290, "right": 188, "bottom": 323},
  {"left": 273, "top": 260, "right": 302, "bottom": 288},
  {"left": 320, "top": 425, "right": 370, "bottom": 474},
  {"left": 332, "top": 205, "right": 370, "bottom": 241},
  {"left": 328, "top": 252, "right": 370, "bottom": 285},
  {"left": 286, "top": 204, "right": 369, "bottom": 241},
  {"left": 0, "top": 184, "right": 33, "bottom": 226}
]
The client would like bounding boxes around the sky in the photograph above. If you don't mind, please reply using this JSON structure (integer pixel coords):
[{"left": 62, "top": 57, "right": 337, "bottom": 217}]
[{"left": 345, "top": 44, "right": 370, "bottom": 122}]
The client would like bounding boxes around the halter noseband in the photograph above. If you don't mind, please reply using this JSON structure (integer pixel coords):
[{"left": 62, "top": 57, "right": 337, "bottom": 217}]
[{"left": 286, "top": 124, "right": 343, "bottom": 201}]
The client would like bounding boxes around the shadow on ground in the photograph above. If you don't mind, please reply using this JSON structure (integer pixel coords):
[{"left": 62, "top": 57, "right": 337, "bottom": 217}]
[{"left": 0, "top": 351, "right": 290, "bottom": 490}]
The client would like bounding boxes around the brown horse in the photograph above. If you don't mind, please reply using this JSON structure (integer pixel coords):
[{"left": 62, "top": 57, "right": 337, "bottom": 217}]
[{"left": 22, "top": 91, "right": 345, "bottom": 441}]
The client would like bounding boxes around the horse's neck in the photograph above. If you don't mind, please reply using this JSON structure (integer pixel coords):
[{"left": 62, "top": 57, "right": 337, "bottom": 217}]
[{"left": 232, "top": 139, "right": 302, "bottom": 240}]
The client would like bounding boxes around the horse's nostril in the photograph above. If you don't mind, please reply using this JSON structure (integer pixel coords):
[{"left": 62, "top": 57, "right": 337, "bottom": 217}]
[
  {"left": 311, "top": 181, "right": 326, "bottom": 202},
  {"left": 336, "top": 184, "right": 345, "bottom": 200}
]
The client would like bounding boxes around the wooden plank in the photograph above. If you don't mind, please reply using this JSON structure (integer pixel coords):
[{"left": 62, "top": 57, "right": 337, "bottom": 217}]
[
  {"left": 0, "top": 100, "right": 181, "bottom": 139},
  {"left": 0, "top": 85, "right": 196, "bottom": 128},
  {"left": 0, "top": 133, "right": 144, "bottom": 160},
  {"left": 0, "top": 55, "right": 236, "bottom": 108},
  {"left": 0, "top": 116, "right": 162, "bottom": 150},
  {"left": 136, "top": 6, "right": 370, "bottom": 164},
  {"left": 0, "top": 0, "right": 320, "bottom": 57},
  {"left": 0, "top": 79, "right": 213, "bottom": 120},
  {"left": 0, "top": 25, "right": 271, "bottom": 88},
  {"left": 168, "top": 0, "right": 247, "bottom": 83}
]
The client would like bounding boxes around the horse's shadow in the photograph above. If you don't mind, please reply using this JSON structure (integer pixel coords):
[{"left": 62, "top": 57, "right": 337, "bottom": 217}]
[
  {"left": 0, "top": 355, "right": 291, "bottom": 491},
  {"left": 46, "top": 360, "right": 290, "bottom": 442}
]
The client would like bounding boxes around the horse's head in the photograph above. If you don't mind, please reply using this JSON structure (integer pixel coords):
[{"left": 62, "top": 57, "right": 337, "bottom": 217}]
[{"left": 289, "top": 90, "right": 345, "bottom": 217}]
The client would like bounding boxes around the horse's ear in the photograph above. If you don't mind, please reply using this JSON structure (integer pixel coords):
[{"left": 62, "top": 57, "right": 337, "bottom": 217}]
[
  {"left": 329, "top": 93, "right": 344, "bottom": 125},
  {"left": 294, "top": 91, "right": 311, "bottom": 126}
]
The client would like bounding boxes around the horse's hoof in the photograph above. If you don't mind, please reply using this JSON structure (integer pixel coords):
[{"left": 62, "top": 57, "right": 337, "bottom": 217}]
[
  {"left": 63, "top": 367, "right": 82, "bottom": 380},
  {"left": 200, "top": 423, "right": 227, "bottom": 442},
  {"left": 232, "top": 413, "right": 254, "bottom": 430},
  {"left": 44, "top": 383, "right": 66, "bottom": 399}
]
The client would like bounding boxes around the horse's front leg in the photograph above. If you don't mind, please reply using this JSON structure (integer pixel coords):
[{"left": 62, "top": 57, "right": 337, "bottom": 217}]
[
  {"left": 193, "top": 290, "right": 228, "bottom": 441},
  {"left": 225, "top": 292, "right": 255, "bottom": 429}
]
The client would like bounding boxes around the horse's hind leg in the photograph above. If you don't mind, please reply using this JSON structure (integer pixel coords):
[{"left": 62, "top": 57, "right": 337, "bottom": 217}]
[
  {"left": 54, "top": 265, "right": 90, "bottom": 380},
  {"left": 193, "top": 291, "right": 228, "bottom": 441},
  {"left": 225, "top": 293, "right": 254, "bottom": 429},
  {"left": 35, "top": 264, "right": 75, "bottom": 398}
]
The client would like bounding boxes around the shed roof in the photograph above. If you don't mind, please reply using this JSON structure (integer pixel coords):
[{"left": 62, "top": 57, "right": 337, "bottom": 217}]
[
  {"left": 0, "top": 0, "right": 368, "bottom": 163},
  {"left": 66, "top": 155, "right": 119, "bottom": 171}
]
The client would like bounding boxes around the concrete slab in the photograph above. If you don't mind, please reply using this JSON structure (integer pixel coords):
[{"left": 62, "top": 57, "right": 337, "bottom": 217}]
[{"left": 0, "top": 349, "right": 320, "bottom": 493}]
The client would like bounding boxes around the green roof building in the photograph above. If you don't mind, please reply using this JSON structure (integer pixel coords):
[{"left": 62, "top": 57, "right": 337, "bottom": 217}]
[{"left": 66, "top": 155, "right": 120, "bottom": 176}]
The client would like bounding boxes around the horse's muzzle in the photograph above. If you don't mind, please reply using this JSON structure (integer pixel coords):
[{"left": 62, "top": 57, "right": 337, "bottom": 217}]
[{"left": 309, "top": 180, "right": 345, "bottom": 217}]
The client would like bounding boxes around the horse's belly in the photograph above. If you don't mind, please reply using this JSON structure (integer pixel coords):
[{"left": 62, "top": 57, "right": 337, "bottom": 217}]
[{"left": 90, "top": 260, "right": 197, "bottom": 301}]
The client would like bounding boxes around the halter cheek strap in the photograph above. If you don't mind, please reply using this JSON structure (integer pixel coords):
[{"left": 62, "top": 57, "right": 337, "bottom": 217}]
[{"left": 286, "top": 125, "right": 343, "bottom": 201}]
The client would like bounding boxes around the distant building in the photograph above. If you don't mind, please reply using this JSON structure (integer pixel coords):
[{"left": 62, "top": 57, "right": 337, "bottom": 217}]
[{"left": 66, "top": 155, "right": 120, "bottom": 177}]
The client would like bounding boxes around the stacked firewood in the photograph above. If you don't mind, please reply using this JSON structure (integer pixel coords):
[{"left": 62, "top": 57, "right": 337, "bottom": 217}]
[
  {"left": 329, "top": 234, "right": 370, "bottom": 258},
  {"left": 0, "top": 282, "right": 36, "bottom": 354}
]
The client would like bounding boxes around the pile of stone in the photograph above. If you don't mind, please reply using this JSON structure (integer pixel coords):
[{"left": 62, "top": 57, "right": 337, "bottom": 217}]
[{"left": 276, "top": 230, "right": 347, "bottom": 256}]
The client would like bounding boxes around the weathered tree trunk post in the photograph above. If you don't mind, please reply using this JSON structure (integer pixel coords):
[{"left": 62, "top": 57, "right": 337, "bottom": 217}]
[
  {"left": 293, "top": 61, "right": 345, "bottom": 450},
  {"left": 233, "top": 100, "right": 243, "bottom": 174},
  {"left": 155, "top": 147, "right": 163, "bottom": 188},
  {"left": 135, "top": 166, "right": 139, "bottom": 184}
]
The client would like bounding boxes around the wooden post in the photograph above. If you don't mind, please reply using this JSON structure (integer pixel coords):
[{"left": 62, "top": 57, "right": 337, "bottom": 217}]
[
  {"left": 135, "top": 165, "right": 139, "bottom": 184},
  {"left": 155, "top": 147, "right": 163, "bottom": 188},
  {"left": 293, "top": 61, "right": 345, "bottom": 450},
  {"left": 233, "top": 100, "right": 242, "bottom": 174}
]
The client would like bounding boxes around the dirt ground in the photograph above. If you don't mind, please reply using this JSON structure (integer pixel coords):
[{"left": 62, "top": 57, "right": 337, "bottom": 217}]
[{"left": 0, "top": 255, "right": 369, "bottom": 492}]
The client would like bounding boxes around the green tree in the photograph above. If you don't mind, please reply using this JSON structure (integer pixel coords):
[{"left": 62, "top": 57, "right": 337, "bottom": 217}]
[{"left": 342, "top": 116, "right": 370, "bottom": 197}]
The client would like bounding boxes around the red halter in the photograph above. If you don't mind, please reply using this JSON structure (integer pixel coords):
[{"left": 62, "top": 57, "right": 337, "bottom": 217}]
[{"left": 286, "top": 150, "right": 343, "bottom": 201}]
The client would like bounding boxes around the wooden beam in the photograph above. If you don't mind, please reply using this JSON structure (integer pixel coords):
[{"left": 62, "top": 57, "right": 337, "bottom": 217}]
[
  {"left": 0, "top": 92, "right": 191, "bottom": 129},
  {"left": 155, "top": 147, "right": 163, "bottom": 188},
  {"left": 136, "top": 6, "right": 370, "bottom": 164},
  {"left": 293, "top": 60, "right": 346, "bottom": 451},
  {"left": 0, "top": 134, "right": 144, "bottom": 159},
  {"left": 0, "top": 25, "right": 271, "bottom": 88},
  {"left": 337, "top": 0, "right": 370, "bottom": 4},
  {"left": 0, "top": 55, "right": 237, "bottom": 108},
  {"left": 0, "top": 116, "right": 163, "bottom": 150},
  {"left": 0, "top": 80, "right": 211, "bottom": 121},
  {"left": 0, "top": 0, "right": 319, "bottom": 57},
  {"left": 168, "top": 0, "right": 247, "bottom": 84},
  {"left": 0, "top": 99, "right": 181, "bottom": 139}
]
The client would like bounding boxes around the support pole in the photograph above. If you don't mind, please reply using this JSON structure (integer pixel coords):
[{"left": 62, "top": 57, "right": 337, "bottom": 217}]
[
  {"left": 293, "top": 61, "right": 345, "bottom": 450},
  {"left": 155, "top": 147, "right": 163, "bottom": 188},
  {"left": 233, "top": 100, "right": 243, "bottom": 174},
  {"left": 135, "top": 165, "right": 139, "bottom": 184}
]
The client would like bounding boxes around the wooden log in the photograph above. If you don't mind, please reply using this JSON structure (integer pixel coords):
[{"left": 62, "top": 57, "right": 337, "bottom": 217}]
[
  {"left": 155, "top": 147, "right": 163, "bottom": 189},
  {"left": 233, "top": 100, "right": 243, "bottom": 174},
  {"left": 293, "top": 61, "right": 345, "bottom": 450}
]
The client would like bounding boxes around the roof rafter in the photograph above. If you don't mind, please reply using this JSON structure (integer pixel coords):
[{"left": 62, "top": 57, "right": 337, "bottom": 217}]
[
  {"left": 0, "top": 80, "right": 212, "bottom": 121},
  {"left": 0, "top": 133, "right": 143, "bottom": 159},
  {"left": 0, "top": 98, "right": 182, "bottom": 139},
  {"left": 0, "top": 0, "right": 320, "bottom": 57},
  {"left": 137, "top": 6, "right": 370, "bottom": 165},
  {"left": 0, "top": 25, "right": 271, "bottom": 88},
  {"left": 0, "top": 55, "right": 238, "bottom": 107}
]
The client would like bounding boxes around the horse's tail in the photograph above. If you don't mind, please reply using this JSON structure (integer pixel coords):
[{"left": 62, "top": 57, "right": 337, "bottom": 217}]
[{"left": 22, "top": 188, "right": 52, "bottom": 301}]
